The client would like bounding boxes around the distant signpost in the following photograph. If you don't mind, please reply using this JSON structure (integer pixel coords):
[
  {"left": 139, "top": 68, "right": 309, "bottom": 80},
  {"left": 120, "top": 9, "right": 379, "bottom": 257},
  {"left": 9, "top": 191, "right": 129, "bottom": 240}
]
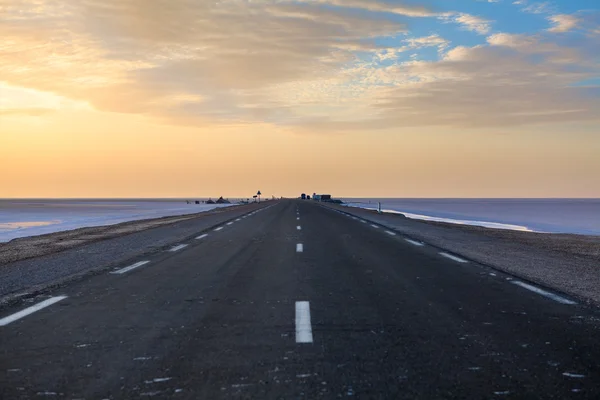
[{"left": 257, "top": 190, "right": 261, "bottom": 203}]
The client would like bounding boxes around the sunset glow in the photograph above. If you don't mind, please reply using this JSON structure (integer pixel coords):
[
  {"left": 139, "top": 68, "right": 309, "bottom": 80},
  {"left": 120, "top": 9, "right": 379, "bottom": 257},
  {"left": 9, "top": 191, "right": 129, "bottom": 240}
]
[{"left": 1, "top": 0, "right": 599, "bottom": 198}]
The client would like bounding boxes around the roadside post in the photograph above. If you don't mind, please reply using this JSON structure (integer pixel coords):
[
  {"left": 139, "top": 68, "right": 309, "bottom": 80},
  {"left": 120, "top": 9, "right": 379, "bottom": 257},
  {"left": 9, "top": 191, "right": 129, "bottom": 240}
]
[{"left": 378, "top": 202, "right": 382, "bottom": 214}]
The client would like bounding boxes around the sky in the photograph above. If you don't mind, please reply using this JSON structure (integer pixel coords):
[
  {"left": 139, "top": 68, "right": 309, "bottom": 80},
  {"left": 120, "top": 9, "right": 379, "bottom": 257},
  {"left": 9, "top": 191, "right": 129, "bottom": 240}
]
[{"left": 1, "top": 0, "right": 599, "bottom": 198}]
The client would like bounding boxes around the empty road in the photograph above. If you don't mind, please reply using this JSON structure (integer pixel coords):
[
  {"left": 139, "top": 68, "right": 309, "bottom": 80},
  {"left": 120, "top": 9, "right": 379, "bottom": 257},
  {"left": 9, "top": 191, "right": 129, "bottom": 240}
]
[{"left": 1, "top": 200, "right": 599, "bottom": 399}]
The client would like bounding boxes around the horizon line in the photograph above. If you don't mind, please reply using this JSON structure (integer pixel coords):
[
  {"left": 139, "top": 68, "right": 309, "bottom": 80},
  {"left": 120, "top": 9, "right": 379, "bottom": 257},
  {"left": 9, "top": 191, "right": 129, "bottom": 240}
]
[{"left": 1, "top": 197, "right": 599, "bottom": 200}]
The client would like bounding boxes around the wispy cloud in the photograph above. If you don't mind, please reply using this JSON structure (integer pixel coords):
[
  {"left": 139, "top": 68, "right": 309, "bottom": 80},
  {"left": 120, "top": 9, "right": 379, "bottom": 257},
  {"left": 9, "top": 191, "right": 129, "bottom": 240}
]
[
  {"left": 1, "top": 0, "right": 598, "bottom": 132},
  {"left": 522, "top": 1, "right": 555, "bottom": 14},
  {"left": 548, "top": 14, "right": 580, "bottom": 32},
  {"left": 447, "top": 13, "right": 492, "bottom": 34},
  {"left": 295, "top": 0, "right": 436, "bottom": 17}
]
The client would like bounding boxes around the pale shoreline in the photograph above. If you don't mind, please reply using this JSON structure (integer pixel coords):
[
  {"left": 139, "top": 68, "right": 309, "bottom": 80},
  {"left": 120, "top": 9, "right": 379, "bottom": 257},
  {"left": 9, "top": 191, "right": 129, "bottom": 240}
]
[
  {"left": 359, "top": 206, "right": 533, "bottom": 232},
  {"left": 344, "top": 199, "right": 600, "bottom": 235}
]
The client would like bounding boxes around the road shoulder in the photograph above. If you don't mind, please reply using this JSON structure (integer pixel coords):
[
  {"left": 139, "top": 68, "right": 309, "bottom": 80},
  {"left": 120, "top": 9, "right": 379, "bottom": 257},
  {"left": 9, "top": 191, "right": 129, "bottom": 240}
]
[{"left": 321, "top": 203, "right": 600, "bottom": 306}]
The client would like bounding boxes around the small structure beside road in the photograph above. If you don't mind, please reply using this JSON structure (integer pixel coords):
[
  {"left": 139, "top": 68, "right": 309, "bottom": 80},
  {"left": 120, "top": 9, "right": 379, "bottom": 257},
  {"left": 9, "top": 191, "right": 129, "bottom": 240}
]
[{"left": 311, "top": 193, "right": 343, "bottom": 204}]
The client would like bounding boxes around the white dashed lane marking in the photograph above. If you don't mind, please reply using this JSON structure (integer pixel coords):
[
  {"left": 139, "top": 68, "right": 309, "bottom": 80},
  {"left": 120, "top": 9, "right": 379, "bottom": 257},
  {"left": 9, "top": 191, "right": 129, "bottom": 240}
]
[
  {"left": 370, "top": 224, "right": 379, "bottom": 229},
  {"left": 297, "top": 226, "right": 302, "bottom": 230},
  {"left": 296, "top": 243, "right": 304, "bottom": 253},
  {"left": 111, "top": 261, "right": 150, "bottom": 274},
  {"left": 405, "top": 239, "right": 424, "bottom": 246},
  {"left": 0, "top": 296, "right": 68, "bottom": 327},
  {"left": 169, "top": 244, "right": 188, "bottom": 252},
  {"left": 214, "top": 227, "right": 223, "bottom": 231},
  {"left": 385, "top": 230, "right": 397, "bottom": 236},
  {"left": 226, "top": 222, "right": 233, "bottom": 226},
  {"left": 512, "top": 281, "right": 577, "bottom": 305},
  {"left": 196, "top": 234, "right": 208, "bottom": 240},
  {"left": 439, "top": 252, "right": 468, "bottom": 263},
  {"left": 295, "top": 301, "right": 313, "bottom": 344}
]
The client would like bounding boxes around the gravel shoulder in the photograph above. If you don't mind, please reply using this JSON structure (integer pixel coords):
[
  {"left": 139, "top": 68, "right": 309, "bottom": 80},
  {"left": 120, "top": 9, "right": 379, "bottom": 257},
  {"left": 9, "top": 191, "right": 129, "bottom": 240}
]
[{"left": 324, "top": 203, "right": 600, "bottom": 305}]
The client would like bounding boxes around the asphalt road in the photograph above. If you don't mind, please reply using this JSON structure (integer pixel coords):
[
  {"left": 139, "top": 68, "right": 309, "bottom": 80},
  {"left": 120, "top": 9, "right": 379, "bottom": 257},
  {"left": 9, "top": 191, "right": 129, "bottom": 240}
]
[{"left": 1, "top": 200, "right": 599, "bottom": 399}]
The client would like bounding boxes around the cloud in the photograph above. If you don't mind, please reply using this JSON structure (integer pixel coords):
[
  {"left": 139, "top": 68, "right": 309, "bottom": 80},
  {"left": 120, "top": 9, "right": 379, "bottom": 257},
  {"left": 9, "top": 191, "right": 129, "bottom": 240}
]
[
  {"left": 294, "top": 0, "right": 436, "bottom": 17},
  {"left": 288, "top": 33, "right": 600, "bottom": 131},
  {"left": 0, "top": 0, "right": 598, "bottom": 132},
  {"left": 406, "top": 34, "right": 450, "bottom": 50},
  {"left": 548, "top": 14, "right": 579, "bottom": 32},
  {"left": 1, "top": 0, "right": 411, "bottom": 122},
  {"left": 0, "top": 108, "right": 56, "bottom": 117},
  {"left": 440, "top": 13, "right": 492, "bottom": 35},
  {"left": 487, "top": 33, "right": 536, "bottom": 47},
  {"left": 522, "top": 2, "right": 554, "bottom": 14}
]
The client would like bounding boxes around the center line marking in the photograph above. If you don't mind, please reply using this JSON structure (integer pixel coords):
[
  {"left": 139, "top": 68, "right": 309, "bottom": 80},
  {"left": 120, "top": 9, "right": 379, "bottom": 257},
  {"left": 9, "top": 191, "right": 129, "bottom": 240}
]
[
  {"left": 439, "top": 252, "right": 468, "bottom": 263},
  {"left": 111, "top": 260, "right": 150, "bottom": 274},
  {"left": 360, "top": 220, "right": 367, "bottom": 223},
  {"left": 195, "top": 234, "right": 208, "bottom": 240},
  {"left": 235, "top": 219, "right": 241, "bottom": 222},
  {"left": 214, "top": 227, "right": 223, "bottom": 231},
  {"left": 227, "top": 222, "right": 233, "bottom": 225},
  {"left": 0, "top": 296, "right": 68, "bottom": 327},
  {"left": 297, "top": 226, "right": 301, "bottom": 230},
  {"left": 169, "top": 244, "right": 188, "bottom": 252},
  {"left": 295, "top": 301, "right": 313, "bottom": 343},
  {"left": 296, "top": 243, "right": 304, "bottom": 253},
  {"left": 370, "top": 224, "right": 379, "bottom": 229},
  {"left": 385, "top": 230, "right": 397, "bottom": 236},
  {"left": 512, "top": 281, "right": 577, "bottom": 305},
  {"left": 405, "top": 239, "right": 424, "bottom": 246}
]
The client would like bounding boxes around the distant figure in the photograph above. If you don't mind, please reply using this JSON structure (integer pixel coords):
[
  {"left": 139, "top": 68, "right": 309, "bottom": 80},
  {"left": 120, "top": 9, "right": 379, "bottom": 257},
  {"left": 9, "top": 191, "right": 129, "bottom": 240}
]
[{"left": 195, "top": 200, "right": 200, "bottom": 204}]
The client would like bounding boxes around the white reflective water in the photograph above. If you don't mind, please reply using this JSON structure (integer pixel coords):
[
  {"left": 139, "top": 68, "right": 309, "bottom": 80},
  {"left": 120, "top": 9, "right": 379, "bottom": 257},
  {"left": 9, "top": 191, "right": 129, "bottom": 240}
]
[
  {"left": 0, "top": 199, "right": 234, "bottom": 242},
  {"left": 343, "top": 198, "right": 600, "bottom": 235}
]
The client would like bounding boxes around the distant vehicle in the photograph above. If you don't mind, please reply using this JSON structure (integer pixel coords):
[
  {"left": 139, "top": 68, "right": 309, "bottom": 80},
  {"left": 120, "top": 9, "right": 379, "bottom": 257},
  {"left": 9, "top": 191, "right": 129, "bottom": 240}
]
[
  {"left": 301, "top": 193, "right": 306, "bottom": 200},
  {"left": 307, "top": 195, "right": 311, "bottom": 200}
]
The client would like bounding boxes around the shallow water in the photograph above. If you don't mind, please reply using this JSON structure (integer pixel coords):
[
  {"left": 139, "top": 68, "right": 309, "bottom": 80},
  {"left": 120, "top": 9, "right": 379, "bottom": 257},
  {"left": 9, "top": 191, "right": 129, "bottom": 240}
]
[
  {"left": 0, "top": 199, "right": 234, "bottom": 242},
  {"left": 343, "top": 198, "right": 600, "bottom": 235}
]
